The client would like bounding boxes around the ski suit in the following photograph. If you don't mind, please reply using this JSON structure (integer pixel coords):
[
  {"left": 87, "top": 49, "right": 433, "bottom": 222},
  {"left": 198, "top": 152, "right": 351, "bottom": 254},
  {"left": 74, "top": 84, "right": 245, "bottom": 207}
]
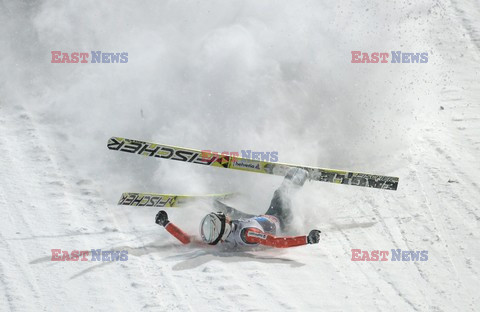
[{"left": 164, "top": 168, "right": 310, "bottom": 248}]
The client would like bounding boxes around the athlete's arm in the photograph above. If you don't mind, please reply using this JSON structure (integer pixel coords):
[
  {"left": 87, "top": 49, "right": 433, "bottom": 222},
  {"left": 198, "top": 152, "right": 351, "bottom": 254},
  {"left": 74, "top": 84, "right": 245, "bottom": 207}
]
[
  {"left": 243, "top": 228, "right": 308, "bottom": 248},
  {"left": 164, "top": 222, "right": 191, "bottom": 244},
  {"left": 155, "top": 210, "right": 191, "bottom": 244}
]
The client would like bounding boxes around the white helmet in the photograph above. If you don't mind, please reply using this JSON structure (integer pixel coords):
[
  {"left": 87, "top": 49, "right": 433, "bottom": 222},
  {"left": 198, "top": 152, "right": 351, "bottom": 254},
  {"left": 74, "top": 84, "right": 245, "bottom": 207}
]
[{"left": 200, "top": 212, "right": 231, "bottom": 245}]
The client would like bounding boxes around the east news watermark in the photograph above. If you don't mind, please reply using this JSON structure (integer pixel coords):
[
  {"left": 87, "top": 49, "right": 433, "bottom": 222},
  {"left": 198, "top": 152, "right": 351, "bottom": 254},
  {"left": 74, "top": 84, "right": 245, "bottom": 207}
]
[
  {"left": 351, "top": 249, "right": 429, "bottom": 261},
  {"left": 51, "top": 51, "right": 128, "bottom": 63},
  {"left": 51, "top": 249, "right": 128, "bottom": 261},
  {"left": 200, "top": 150, "right": 279, "bottom": 162},
  {"left": 351, "top": 51, "right": 428, "bottom": 63}
]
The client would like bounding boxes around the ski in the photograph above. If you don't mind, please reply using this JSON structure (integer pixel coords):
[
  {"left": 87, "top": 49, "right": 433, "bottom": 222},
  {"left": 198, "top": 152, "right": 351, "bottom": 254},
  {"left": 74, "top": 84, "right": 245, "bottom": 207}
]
[
  {"left": 118, "top": 192, "right": 235, "bottom": 207},
  {"left": 108, "top": 137, "right": 399, "bottom": 191}
]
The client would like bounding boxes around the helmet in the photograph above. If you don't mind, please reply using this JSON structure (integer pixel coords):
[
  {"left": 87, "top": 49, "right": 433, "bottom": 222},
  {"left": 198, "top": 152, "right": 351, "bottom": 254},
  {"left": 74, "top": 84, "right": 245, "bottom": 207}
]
[{"left": 200, "top": 212, "right": 231, "bottom": 245}]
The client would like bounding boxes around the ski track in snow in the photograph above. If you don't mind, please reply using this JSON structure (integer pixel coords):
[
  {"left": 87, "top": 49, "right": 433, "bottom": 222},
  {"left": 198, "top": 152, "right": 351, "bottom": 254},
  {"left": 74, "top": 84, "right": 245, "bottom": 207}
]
[{"left": 1, "top": 0, "right": 480, "bottom": 311}]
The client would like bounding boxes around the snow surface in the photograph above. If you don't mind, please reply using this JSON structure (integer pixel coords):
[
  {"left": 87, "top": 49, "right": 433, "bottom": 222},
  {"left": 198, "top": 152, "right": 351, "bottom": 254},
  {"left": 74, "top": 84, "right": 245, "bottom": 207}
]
[{"left": 1, "top": 0, "right": 479, "bottom": 311}]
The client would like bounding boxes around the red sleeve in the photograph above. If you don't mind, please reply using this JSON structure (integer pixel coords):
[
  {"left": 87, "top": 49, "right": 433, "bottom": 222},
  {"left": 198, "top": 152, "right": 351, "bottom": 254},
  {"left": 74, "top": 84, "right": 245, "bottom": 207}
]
[
  {"left": 244, "top": 228, "right": 307, "bottom": 248},
  {"left": 165, "top": 222, "right": 191, "bottom": 244}
]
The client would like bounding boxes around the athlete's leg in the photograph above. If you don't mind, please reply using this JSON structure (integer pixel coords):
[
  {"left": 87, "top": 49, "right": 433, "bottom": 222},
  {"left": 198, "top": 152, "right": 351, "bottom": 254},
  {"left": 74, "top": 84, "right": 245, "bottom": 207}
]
[
  {"left": 265, "top": 167, "right": 309, "bottom": 230},
  {"left": 213, "top": 200, "right": 256, "bottom": 219}
]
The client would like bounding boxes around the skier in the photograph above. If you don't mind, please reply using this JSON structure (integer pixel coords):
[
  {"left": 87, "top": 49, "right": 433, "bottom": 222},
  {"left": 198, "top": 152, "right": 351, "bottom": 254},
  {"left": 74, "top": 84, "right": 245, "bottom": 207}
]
[{"left": 155, "top": 168, "right": 321, "bottom": 248}]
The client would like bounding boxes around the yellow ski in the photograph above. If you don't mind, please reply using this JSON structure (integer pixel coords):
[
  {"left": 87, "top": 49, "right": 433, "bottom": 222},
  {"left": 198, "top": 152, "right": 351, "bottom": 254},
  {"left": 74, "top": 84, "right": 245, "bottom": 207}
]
[
  {"left": 108, "top": 137, "right": 399, "bottom": 191},
  {"left": 118, "top": 192, "right": 235, "bottom": 207}
]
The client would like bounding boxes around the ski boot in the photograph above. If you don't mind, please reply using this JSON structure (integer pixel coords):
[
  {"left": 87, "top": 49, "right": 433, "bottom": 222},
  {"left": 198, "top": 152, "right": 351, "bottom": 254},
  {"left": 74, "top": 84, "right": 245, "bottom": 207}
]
[{"left": 282, "top": 167, "right": 309, "bottom": 188}]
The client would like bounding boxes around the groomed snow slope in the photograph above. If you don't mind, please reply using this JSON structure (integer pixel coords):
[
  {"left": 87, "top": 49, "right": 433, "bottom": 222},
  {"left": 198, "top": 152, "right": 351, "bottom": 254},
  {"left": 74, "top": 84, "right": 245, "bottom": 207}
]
[{"left": 0, "top": 0, "right": 479, "bottom": 311}]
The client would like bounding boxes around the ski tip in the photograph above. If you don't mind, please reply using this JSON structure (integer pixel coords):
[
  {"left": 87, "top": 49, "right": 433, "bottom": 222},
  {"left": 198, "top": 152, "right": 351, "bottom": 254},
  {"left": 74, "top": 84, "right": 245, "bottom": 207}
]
[
  {"left": 107, "top": 137, "right": 125, "bottom": 150},
  {"left": 107, "top": 137, "right": 115, "bottom": 148}
]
